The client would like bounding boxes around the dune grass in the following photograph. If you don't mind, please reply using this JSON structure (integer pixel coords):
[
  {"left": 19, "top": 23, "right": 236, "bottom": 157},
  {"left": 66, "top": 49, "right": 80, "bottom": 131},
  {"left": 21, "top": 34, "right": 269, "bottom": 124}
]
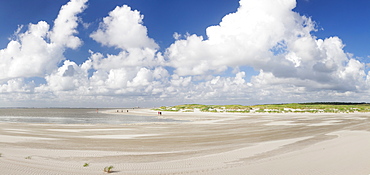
[
  {"left": 104, "top": 166, "right": 114, "bottom": 173},
  {"left": 155, "top": 102, "right": 370, "bottom": 113}
]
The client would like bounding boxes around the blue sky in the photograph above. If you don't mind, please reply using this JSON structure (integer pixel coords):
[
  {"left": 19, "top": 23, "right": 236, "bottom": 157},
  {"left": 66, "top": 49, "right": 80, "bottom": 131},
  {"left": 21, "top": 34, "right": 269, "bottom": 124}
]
[
  {"left": 1, "top": 0, "right": 240, "bottom": 64},
  {"left": 0, "top": 0, "right": 370, "bottom": 107},
  {"left": 2, "top": 0, "right": 368, "bottom": 61},
  {"left": 295, "top": 0, "right": 370, "bottom": 59}
]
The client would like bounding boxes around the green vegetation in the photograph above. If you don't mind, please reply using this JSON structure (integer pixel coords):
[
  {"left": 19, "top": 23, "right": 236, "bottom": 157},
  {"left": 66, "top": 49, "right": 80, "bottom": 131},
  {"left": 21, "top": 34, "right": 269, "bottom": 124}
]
[
  {"left": 25, "top": 156, "right": 32, "bottom": 159},
  {"left": 0, "top": 153, "right": 2, "bottom": 157},
  {"left": 104, "top": 166, "right": 114, "bottom": 173},
  {"left": 83, "top": 163, "right": 89, "bottom": 167},
  {"left": 154, "top": 102, "right": 370, "bottom": 114}
]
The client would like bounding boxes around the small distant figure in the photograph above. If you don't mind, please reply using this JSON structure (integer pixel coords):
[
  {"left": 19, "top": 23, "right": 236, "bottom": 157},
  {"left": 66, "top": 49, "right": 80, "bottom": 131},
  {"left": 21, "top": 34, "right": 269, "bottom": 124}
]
[
  {"left": 121, "top": 110, "right": 123, "bottom": 112},
  {"left": 96, "top": 109, "right": 99, "bottom": 113},
  {"left": 159, "top": 112, "right": 162, "bottom": 115},
  {"left": 117, "top": 110, "right": 119, "bottom": 112},
  {"left": 127, "top": 110, "right": 129, "bottom": 112}
]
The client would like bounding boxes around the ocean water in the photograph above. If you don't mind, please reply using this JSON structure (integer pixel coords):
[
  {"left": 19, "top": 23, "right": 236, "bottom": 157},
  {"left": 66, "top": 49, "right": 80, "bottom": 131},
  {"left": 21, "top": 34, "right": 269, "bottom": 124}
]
[{"left": 0, "top": 108, "right": 181, "bottom": 124}]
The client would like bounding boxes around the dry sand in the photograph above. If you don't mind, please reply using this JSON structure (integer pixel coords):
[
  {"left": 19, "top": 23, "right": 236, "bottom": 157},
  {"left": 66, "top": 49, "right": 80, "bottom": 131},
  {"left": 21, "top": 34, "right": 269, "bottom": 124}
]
[{"left": 1, "top": 109, "right": 370, "bottom": 174}]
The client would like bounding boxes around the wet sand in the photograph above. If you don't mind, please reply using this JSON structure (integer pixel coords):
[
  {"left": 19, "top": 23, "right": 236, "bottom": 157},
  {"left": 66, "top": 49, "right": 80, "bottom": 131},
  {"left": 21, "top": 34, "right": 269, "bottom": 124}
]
[{"left": 1, "top": 109, "right": 370, "bottom": 174}]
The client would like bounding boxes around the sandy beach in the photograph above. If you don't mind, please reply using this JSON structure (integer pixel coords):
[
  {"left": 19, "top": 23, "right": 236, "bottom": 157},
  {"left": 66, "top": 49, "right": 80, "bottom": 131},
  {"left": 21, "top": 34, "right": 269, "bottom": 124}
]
[{"left": 1, "top": 109, "right": 370, "bottom": 174}]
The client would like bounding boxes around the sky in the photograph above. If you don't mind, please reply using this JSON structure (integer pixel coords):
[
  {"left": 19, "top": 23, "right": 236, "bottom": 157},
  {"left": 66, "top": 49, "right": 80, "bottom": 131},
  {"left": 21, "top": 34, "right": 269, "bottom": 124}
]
[{"left": 0, "top": 0, "right": 370, "bottom": 108}]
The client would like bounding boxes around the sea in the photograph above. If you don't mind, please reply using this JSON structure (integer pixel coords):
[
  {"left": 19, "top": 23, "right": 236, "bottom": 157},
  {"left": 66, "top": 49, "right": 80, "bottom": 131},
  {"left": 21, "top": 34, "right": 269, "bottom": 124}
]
[{"left": 0, "top": 108, "right": 181, "bottom": 124}]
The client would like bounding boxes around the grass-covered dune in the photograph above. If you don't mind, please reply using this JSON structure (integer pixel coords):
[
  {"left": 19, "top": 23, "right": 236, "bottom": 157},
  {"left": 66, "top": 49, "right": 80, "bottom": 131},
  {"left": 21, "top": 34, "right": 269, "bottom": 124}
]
[{"left": 155, "top": 102, "right": 370, "bottom": 113}]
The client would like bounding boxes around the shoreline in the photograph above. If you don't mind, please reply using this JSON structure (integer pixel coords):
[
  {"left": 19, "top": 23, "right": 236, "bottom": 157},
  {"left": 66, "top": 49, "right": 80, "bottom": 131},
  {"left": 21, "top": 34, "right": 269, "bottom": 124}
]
[
  {"left": 1, "top": 110, "right": 370, "bottom": 174},
  {"left": 103, "top": 108, "right": 370, "bottom": 123}
]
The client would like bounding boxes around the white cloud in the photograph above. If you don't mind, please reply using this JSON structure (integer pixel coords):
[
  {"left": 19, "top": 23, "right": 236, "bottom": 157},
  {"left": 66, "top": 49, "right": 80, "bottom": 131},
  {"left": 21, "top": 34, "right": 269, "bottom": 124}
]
[
  {"left": 0, "top": 0, "right": 87, "bottom": 81},
  {"left": 79, "top": 4, "right": 170, "bottom": 98},
  {"left": 27, "top": 5, "right": 168, "bottom": 106},
  {"left": 50, "top": 0, "right": 88, "bottom": 49},
  {"left": 43, "top": 60, "right": 89, "bottom": 91},
  {"left": 1, "top": 0, "right": 370, "bottom": 107},
  {"left": 166, "top": 0, "right": 369, "bottom": 95},
  {"left": 173, "top": 32, "right": 181, "bottom": 40},
  {"left": 90, "top": 5, "right": 158, "bottom": 50},
  {"left": 0, "top": 78, "right": 31, "bottom": 93},
  {"left": 166, "top": 0, "right": 306, "bottom": 76}
]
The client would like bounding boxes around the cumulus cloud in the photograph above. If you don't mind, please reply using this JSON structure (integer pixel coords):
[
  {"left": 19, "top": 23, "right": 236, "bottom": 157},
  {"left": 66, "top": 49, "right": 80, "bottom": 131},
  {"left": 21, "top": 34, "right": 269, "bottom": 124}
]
[
  {"left": 0, "top": 78, "right": 31, "bottom": 93},
  {"left": 35, "top": 3, "right": 170, "bottom": 105},
  {"left": 0, "top": 22, "right": 61, "bottom": 80},
  {"left": 82, "top": 5, "right": 168, "bottom": 97},
  {"left": 90, "top": 5, "right": 158, "bottom": 50},
  {"left": 1, "top": 0, "right": 370, "bottom": 107},
  {"left": 50, "top": 0, "right": 88, "bottom": 49},
  {"left": 166, "top": 0, "right": 303, "bottom": 75},
  {"left": 166, "top": 0, "right": 368, "bottom": 94},
  {"left": 0, "top": 0, "right": 87, "bottom": 81},
  {"left": 43, "top": 60, "right": 89, "bottom": 91}
]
